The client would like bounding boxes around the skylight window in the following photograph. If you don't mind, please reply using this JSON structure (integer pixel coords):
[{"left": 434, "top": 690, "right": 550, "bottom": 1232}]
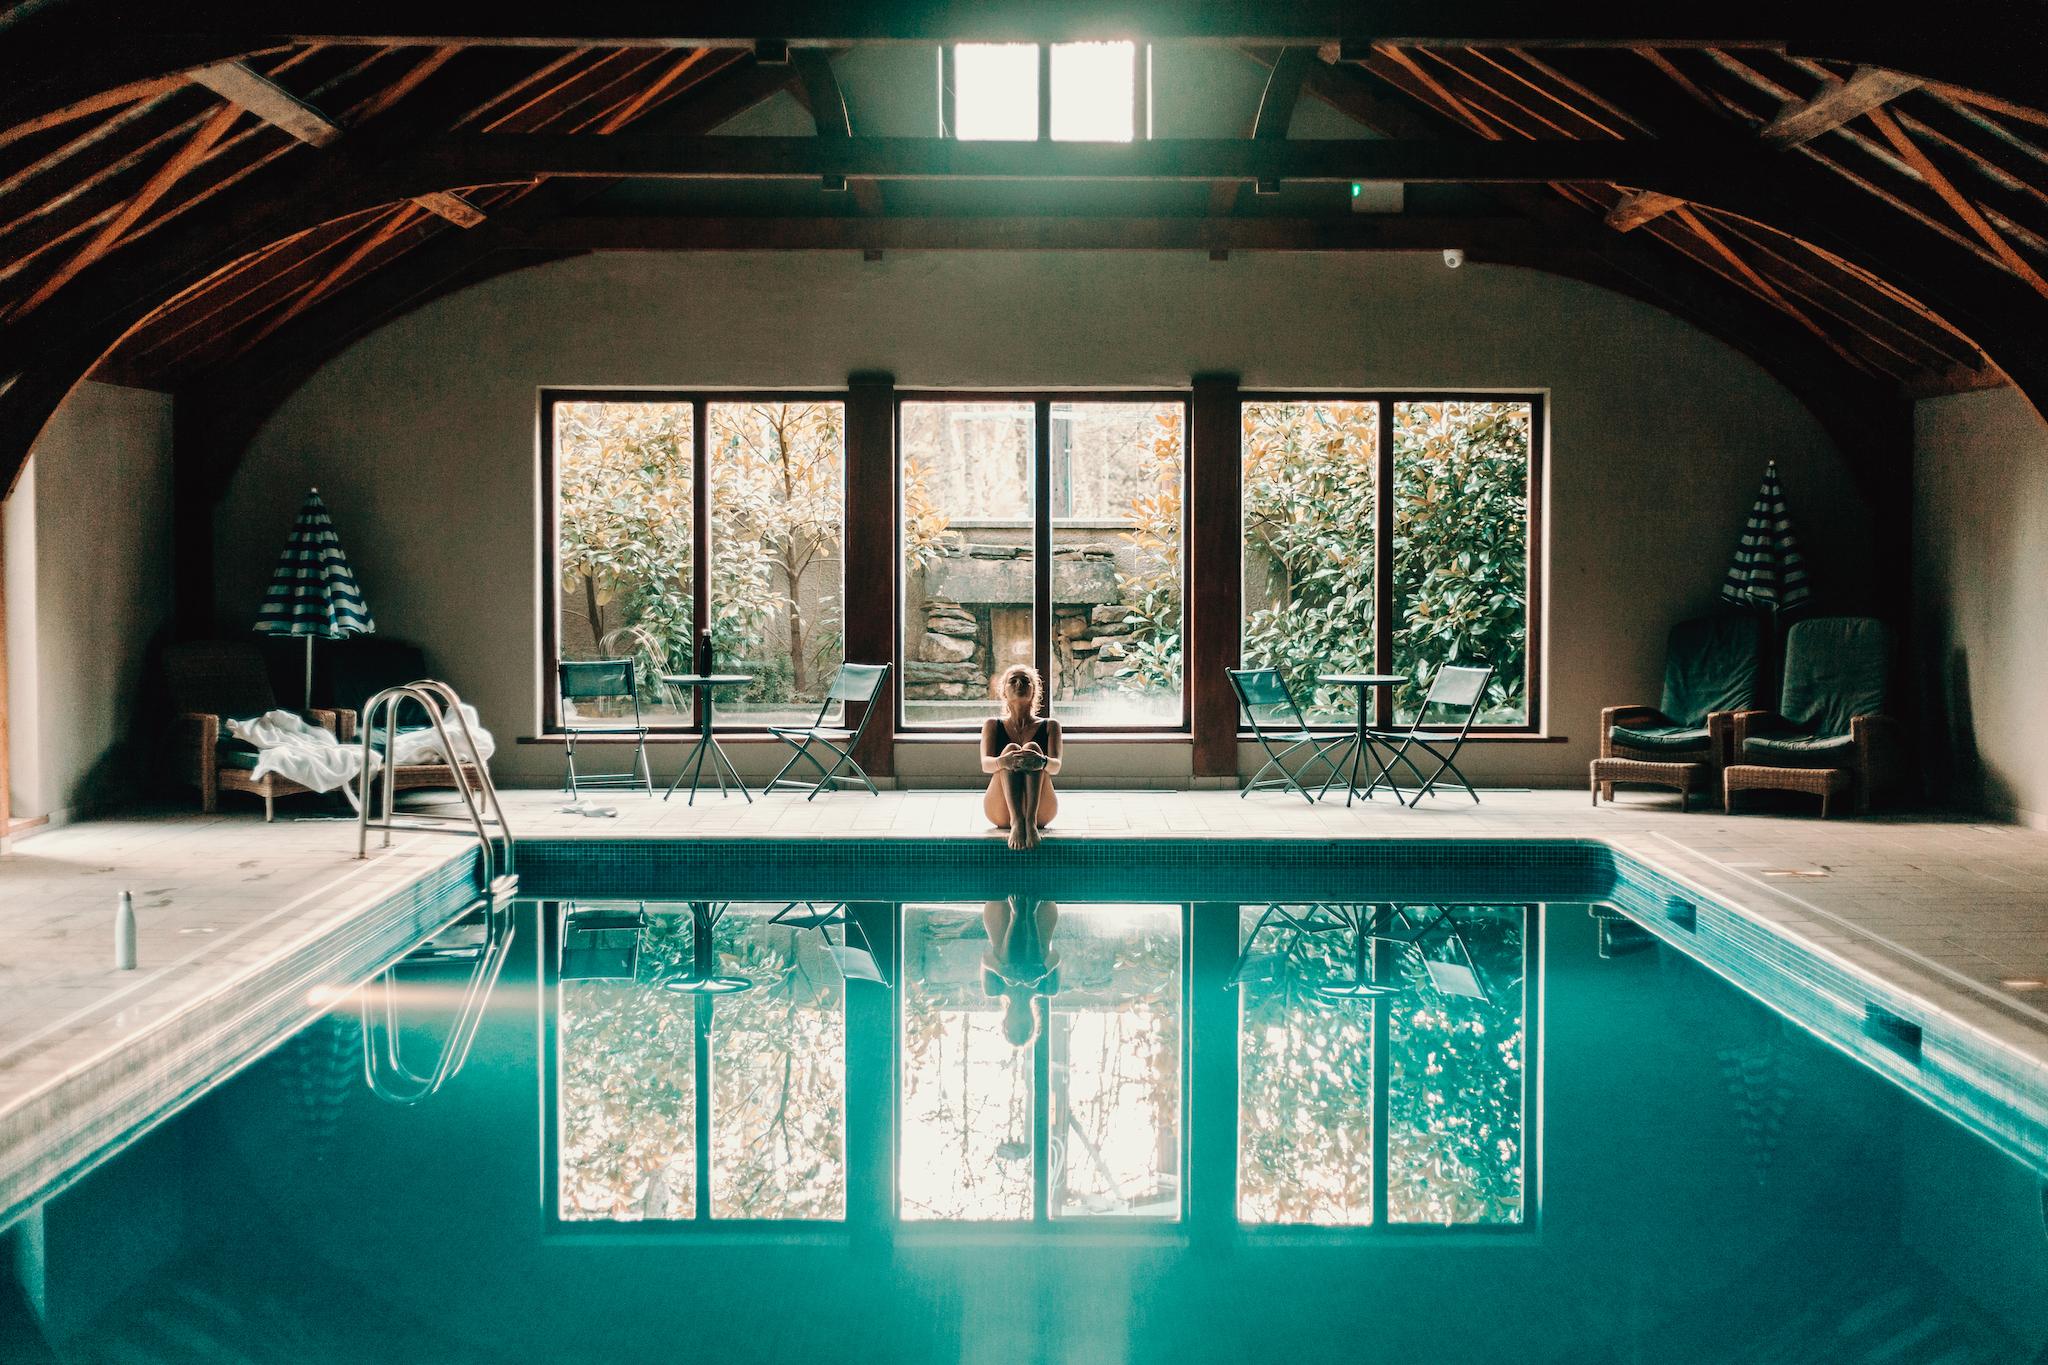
[
  {"left": 949, "top": 41, "right": 1145, "bottom": 142},
  {"left": 952, "top": 43, "right": 1039, "bottom": 141},
  {"left": 1050, "top": 42, "right": 1136, "bottom": 141}
]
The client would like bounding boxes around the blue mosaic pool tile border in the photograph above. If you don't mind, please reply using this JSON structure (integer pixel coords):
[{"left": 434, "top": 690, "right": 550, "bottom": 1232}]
[
  {"left": 1602, "top": 847, "right": 2048, "bottom": 1177},
  {"left": 514, "top": 837, "right": 1616, "bottom": 904}
]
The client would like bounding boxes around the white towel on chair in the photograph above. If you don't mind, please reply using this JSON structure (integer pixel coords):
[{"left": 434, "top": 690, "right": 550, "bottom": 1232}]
[
  {"left": 385, "top": 703, "right": 496, "bottom": 767},
  {"left": 227, "top": 711, "right": 367, "bottom": 794}
]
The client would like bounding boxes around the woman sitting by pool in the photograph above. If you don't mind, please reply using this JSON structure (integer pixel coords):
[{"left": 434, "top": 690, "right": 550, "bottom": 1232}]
[{"left": 982, "top": 664, "right": 1061, "bottom": 850}]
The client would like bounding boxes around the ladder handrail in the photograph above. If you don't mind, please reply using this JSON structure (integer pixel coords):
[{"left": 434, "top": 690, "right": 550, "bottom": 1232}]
[
  {"left": 360, "top": 899, "right": 515, "bottom": 1105},
  {"left": 354, "top": 679, "right": 514, "bottom": 895}
]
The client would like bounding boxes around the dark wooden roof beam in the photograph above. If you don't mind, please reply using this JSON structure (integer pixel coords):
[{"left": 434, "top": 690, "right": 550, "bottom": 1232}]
[
  {"left": 1604, "top": 189, "right": 1683, "bottom": 231},
  {"left": 1761, "top": 65, "right": 1922, "bottom": 146},
  {"left": 186, "top": 60, "right": 342, "bottom": 146},
  {"left": 1866, "top": 105, "right": 2048, "bottom": 298}
]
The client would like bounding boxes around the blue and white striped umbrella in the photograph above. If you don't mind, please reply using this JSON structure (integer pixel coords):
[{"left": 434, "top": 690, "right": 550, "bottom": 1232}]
[
  {"left": 254, "top": 488, "right": 375, "bottom": 704},
  {"left": 1719, "top": 461, "right": 1811, "bottom": 614}
]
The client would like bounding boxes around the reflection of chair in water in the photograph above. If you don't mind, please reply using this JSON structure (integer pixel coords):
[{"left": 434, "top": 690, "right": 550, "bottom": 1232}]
[
  {"left": 769, "top": 901, "right": 889, "bottom": 984},
  {"left": 1230, "top": 903, "right": 1403, "bottom": 998},
  {"left": 1232, "top": 903, "right": 1520, "bottom": 1006},
  {"left": 1387, "top": 906, "right": 1523, "bottom": 1007},
  {"left": 559, "top": 904, "right": 647, "bottom": 981}
]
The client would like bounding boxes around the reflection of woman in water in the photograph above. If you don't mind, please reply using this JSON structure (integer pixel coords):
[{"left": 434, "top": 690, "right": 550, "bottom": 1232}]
[
  {"left": 983, "top": 896, "right": 1061, "bottom": 1048},
  {"left": 981, "top": 664, "right": 1061, "bottom": 851}
]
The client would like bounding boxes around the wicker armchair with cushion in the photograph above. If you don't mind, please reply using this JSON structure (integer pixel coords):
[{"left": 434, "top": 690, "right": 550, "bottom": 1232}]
[
  {"left": 1724, "top": 616, "right": 1900, "bottom": 817},
  {"left": 166, "top": 641, "right": 345, "bottom": 820},
  {"left": 1594, "top": 614, "right": 1760, "bottom": 810}
]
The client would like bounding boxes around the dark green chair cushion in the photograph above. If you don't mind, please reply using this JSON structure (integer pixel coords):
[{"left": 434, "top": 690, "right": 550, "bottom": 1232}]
[
  {"left": 1743, "top": 731, "right": 1858, "bottom": 765},
  {"left": 1780, "top": 616, "right": 1890, "bottom": 738},
  {"left": 1610, "top": 722, "right": 1711, "bottom": 754},
  {"left": 1660, "top": 614, "right": 1760, "bottom": 727},
  {"left": 216, "top": 736, "right": 261, "bottom": 770}
]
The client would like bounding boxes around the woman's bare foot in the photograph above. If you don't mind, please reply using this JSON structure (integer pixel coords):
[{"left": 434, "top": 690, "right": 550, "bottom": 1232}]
[
  {"left": 1007, "top": 824, "right": 1029, "bottom": 851},
  {"left": 1021, "top": 822, "right": 1042, "bottom": 850}
]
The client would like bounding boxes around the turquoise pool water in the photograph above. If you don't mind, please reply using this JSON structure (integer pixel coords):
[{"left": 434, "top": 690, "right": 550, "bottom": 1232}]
[{"left": 30, "top": 845, "right": 2048, "bottom": 1363}]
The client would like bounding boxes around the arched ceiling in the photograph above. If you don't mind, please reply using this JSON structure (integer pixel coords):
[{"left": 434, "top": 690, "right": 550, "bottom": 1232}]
[{"left": 1, "top": 6, "right": 2045, "bottom": 506}]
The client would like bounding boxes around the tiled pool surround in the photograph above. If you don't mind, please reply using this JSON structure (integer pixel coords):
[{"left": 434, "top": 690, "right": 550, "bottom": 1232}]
[{"left": 10, "top": 805, "right": 2048, "bottom": 1236}]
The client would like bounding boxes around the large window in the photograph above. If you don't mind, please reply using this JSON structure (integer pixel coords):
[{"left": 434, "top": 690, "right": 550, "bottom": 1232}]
[
  {"left": 945, "top": 42, "right": 1148, "bottom": 142},
  {"left": 1240, "top": 395, "right": 1538, "bottom": 729},
  {"left": 548, "top": 393, "right": 845, "bottom": 730},
  {"left": 900, "top": 395, "right": 1186, "bottom": 730}
]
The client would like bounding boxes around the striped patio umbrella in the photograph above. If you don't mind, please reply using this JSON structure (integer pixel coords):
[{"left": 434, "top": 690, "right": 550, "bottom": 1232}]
[
  {"left": 253, "top": 487, "right": 376, "bottom": 706},
  {"left": 1719, "top": 461, "right": 1811, "bottom": 616}
]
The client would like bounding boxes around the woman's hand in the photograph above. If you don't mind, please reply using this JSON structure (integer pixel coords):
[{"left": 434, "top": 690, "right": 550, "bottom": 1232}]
[{"left": 997, "top": 743, "right": 1028, "bottom": 771}]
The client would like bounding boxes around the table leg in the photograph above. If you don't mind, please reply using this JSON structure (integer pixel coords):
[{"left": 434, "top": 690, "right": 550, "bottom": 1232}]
[{"left": 663, "top": 731, "right": 708, "bottom": 801}]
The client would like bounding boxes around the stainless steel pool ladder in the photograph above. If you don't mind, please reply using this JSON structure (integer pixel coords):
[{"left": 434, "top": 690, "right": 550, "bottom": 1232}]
[
  {"left": 354, "top": 679, "right": 517, "bottom": 901},
  {"left": 360, "top": 898, "right": 514, "bottom": 1105}
]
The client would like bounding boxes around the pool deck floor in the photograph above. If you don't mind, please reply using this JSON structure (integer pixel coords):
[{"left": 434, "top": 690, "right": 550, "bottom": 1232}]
[{"left": 5, "top": 785, "right": 2048, "bottom": 1222}]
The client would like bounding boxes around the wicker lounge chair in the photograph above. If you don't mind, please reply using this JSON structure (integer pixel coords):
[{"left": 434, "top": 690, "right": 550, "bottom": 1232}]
[
  {"left": 166, "top": 641, "right": 346, "bottom": 820},
  {"left": 1593, "top": 614, "right": 1760, "bottom": 810},
  {"left": 1724, "top": 616, "right": 1899, "bottom": 817}
]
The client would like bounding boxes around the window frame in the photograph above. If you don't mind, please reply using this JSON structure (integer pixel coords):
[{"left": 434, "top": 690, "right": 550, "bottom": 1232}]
[
  {"left": 541, "top": 387, "right": 850, "bottom": 736},
  {"left": 1237, "top": 389, "right": 1546, "bottom": 737},
  {"left": 941, "top": 41, "right": 1151, "bottom": 142},
  {"left": 895, "top": 388, "right": 1193, "bottom": 736}
]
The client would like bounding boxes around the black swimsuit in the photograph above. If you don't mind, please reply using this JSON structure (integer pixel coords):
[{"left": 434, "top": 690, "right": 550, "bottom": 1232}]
[{"left": 985, "top": 716, "right": 1050, "bottom": 758}]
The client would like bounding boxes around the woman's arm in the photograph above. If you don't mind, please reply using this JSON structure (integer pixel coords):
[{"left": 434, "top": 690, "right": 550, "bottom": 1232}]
[
  {"left": 980, "top": 719, "right": 1016, "bottom": 775},
  {"left": 1038, "top": 720, "right": 1063, "bottom": 775}
]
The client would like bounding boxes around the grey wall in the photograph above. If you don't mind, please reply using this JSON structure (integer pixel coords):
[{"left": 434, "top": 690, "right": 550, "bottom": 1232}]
[
  {"left": 4, "top": 382, "right": 172, "bottom": 822},
  {"left": 215, "top": 250, "right": 1873, "bottom": 788},
  {"left": 1915, "top": 386, "right": 2048, "bottom": 823}
]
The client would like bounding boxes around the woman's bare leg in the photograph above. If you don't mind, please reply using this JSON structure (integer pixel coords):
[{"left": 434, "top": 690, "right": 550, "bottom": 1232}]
[
  {"left": 1036, "top": 781, "right": 1058, "bottom": 831},
  {"left": 1012, "top": 770, "right": 1045, "bottom": 848},
  {"left": 1001, "top": 769, "right": 1034, "bottom": 849},
  {"left": 982, "top": 898, "right": 1014, "bottom": 948},
  {"left": 983, "top": 776, "right": 1011, "bottom": 829}
]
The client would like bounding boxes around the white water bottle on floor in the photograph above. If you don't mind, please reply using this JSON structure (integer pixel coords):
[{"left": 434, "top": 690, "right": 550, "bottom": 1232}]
[{"left": 115, "top": 890, "right": 136, "bottom": 971}]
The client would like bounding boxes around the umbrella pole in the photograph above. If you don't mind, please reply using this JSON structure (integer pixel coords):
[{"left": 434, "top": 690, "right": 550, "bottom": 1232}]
[{"left": 304, "top": 635, "right": 315, "bottom": 711}]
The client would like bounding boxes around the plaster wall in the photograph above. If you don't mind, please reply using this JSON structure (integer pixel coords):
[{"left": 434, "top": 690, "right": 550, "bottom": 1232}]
[
  {"left": 1914, "top": 386, "right": 2048, "bottom": 823},
  {"left": 3, "top": 382, "right": 172, "bottom": 822},
  {"left": 215, "top": 250, "right": 1873, "bottom": 789}
]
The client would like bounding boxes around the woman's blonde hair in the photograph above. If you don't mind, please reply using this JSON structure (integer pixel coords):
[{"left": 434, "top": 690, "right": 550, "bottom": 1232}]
[{"left": 994, "top": 663, "right": 1045, "bottom": 716}]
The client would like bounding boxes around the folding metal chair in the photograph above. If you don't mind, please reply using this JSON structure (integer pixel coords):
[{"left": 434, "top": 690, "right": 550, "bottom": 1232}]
[
  {"left": 558, "top": 659, "right": 653, "bottom": 797},
  {"left": 1228, "top": 667, "right": 1358, "bottom": 803},
  {"left": 764, "top": 663, "right": 891, "bottom": 799},
  {"left": 1364, "top": 664, "right": 1494, "bottom": 807}
]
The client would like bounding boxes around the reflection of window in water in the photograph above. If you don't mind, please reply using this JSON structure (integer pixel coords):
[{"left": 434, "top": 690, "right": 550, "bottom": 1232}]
[
  {"left": 555, "top": 902, "right": 847, "bottom": 1223},
  {"left": 1236, "top": 904, "right": 1529, "bottom": 1227},
  {"left": 899, "top": 903, "right": 1183, "bottom": 1222}
]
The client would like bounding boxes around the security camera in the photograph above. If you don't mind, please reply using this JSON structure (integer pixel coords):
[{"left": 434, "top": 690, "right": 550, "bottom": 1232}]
[{"left": 1442, "top": 248, "right": 1465, "bottom": 269}]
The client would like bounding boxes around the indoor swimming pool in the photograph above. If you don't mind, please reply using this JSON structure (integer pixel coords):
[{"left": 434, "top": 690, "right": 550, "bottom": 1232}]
[{"left": 23, "top": 844, "right": 2048, "bottom": 1364}]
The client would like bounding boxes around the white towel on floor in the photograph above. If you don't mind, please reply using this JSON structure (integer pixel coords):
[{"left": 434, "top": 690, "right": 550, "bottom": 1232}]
[{"left": 227, "top": 711, "right": 366, "bottom": 794}]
